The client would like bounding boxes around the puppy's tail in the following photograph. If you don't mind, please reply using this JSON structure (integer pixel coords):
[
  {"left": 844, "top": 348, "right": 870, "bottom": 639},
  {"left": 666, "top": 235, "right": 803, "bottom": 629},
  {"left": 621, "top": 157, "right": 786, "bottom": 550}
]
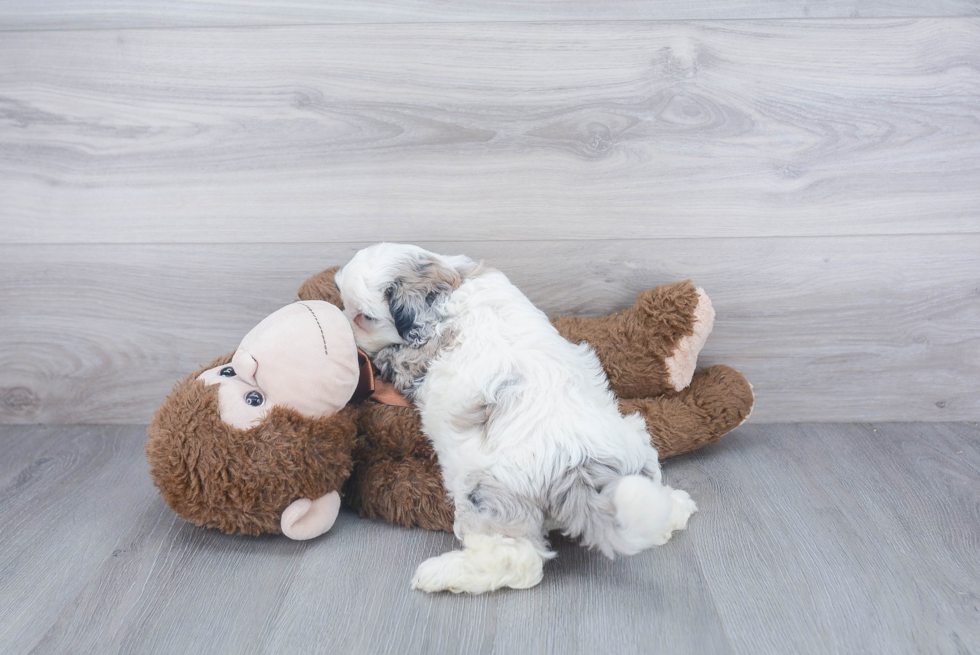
[{"left": 557, "top": 472, "right": 698, "bottom": 558}]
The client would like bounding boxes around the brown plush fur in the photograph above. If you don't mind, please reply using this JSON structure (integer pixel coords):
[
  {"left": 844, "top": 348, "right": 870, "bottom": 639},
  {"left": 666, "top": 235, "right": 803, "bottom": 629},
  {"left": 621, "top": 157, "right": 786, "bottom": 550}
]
[
  {"left": 147, "top": 354, "right": 359, "bottom": 535},
  {"left": 553, "top": 282, "right": 700, "bottom": 399},
  {"left": 147, "top": 267, "right": 754, "bottom": 536},
  {"left": 620, "top": 365, "right": 753, "bottom": 460},
  {"left": 346, "top": 404, "right": 455, "bottom": 532},
  {"left": 296, "top": 266, "right": 345, "bottom": 309}
]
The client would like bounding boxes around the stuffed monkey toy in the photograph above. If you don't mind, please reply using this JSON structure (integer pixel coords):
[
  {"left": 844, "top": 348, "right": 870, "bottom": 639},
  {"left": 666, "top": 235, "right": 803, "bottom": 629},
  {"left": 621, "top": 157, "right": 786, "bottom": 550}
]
[{"left": 147, "top": 268, "right": 754, "bottom": 538}]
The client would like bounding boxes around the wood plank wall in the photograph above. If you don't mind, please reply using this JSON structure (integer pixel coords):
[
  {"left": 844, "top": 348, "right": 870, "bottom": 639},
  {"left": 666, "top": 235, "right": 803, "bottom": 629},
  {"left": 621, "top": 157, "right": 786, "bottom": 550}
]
[{"left": 1, "top": 3, "right": 978, "bottom": 424}]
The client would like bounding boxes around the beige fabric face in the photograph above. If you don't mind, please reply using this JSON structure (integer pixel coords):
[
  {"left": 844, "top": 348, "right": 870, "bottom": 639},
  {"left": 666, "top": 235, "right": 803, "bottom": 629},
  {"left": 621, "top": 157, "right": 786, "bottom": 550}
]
[{"left": 199, "top": 301, "right": 360, "bottom": 430}]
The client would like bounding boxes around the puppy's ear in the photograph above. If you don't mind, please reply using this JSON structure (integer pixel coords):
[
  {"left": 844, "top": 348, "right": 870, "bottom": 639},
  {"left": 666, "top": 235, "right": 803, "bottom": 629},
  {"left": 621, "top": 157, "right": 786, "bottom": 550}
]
[{"left": 386, "top": 256, "right": 461, "bottom": 346}]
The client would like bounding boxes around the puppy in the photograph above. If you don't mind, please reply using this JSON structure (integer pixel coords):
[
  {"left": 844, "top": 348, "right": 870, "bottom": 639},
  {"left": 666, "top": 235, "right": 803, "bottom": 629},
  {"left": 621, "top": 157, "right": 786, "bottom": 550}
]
[{"left": 335, "top": 243, "right": 697, "bottom": 593}]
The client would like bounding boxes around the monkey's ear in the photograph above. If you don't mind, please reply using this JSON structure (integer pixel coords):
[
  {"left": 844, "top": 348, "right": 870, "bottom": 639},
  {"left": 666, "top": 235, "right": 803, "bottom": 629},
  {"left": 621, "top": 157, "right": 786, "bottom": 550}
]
[
  {"left": 280, "top": 491, "right": 342, "bottom": 540},
  {"left": 385, "top": 257, "right": 460, "bottom": 346}
]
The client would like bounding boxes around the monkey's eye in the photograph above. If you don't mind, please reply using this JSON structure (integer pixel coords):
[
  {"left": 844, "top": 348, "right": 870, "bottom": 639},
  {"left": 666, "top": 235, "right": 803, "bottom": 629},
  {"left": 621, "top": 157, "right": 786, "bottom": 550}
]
[
  {"left": 219, "top": 366, "right": 235, "bottom": 377},
  {"left": 362, "top": 314, "right": 376, "bottom": 322},
  {"left": 244, "top": 391, "right": 264, "bottom": 406}
]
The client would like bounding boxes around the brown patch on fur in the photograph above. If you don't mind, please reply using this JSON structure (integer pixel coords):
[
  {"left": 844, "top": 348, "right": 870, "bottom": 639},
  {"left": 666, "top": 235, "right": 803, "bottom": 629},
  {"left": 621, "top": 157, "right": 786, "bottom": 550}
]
[
  {"left": 402, "top": 254, "right": 464, "bottom": 292},
  {"left": 621, "top": 365, "right": 754, "bottom": 460},
  {"left": 146, "top": 353, "right": 359, "bottom": 536},
  {"left": 552, "top": 281, "right": 700, "bottom": 399}
]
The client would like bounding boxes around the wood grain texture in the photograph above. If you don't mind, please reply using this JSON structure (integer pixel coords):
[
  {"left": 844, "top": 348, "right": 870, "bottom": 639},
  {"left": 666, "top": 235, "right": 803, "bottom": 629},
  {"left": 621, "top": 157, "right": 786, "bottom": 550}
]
[
  {"left": 0, "top": 425, "right": 162, "bottom": 655},
  {"left": 33, "top": 504, "right": 313, "bottom": 654},
  {"left": 671, "top": 421, "right": 980, "bottom": 654},
  {"left": 260, "top": 527, "right": 732, "bottom": 655},
  {"left": 2, "top": 0, "right": 979, "bottom": 30},
  {"left": 2, "top": 235, "right": 978, "bottom": 425},
  {"left": 2, "top": 423, "right": 977, "bottom": 654},
  {"left": 1, "top": 19, "right": 978, "bottom": 244}
]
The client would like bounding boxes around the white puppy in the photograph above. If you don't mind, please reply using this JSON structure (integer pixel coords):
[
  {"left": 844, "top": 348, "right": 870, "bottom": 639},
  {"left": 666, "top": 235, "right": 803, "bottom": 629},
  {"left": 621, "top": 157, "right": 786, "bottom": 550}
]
[{"left": 335, "top": 243, "right": 697, "bottom": 594}]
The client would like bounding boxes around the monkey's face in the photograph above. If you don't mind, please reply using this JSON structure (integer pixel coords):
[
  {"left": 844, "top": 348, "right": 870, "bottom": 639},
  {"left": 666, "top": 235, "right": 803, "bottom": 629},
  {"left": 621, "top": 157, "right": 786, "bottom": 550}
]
[
  {"left": 197, "top": 301, "right": 360, "bottom": 430},
  {"left": 149, "top": 300, "right": 366, "bottom": 540}
]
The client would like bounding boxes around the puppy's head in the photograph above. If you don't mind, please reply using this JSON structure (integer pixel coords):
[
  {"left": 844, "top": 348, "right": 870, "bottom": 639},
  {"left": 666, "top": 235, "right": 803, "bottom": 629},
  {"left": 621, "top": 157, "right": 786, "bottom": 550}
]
[{"left": 335, "top": 243, "right": 471, "bottom": 354}]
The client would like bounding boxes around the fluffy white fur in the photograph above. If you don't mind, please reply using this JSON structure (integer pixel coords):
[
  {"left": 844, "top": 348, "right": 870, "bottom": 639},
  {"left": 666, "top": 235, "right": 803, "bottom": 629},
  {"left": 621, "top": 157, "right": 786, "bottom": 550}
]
[{"left": 336, "top": 243, "right": 697, "bottom": 594}]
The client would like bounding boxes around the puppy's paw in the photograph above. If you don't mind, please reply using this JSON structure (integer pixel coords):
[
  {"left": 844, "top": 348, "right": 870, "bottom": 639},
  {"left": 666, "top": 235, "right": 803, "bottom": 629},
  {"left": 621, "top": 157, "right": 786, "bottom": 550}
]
[
  {"left": 411, "top": 551, "right": 475, "bottom": 593},
  {"left": 664, "top": 288, "right": 715, "bottom": 391},
  {"left": 410, "top": 535, "right": 547, "bottom": 594}
]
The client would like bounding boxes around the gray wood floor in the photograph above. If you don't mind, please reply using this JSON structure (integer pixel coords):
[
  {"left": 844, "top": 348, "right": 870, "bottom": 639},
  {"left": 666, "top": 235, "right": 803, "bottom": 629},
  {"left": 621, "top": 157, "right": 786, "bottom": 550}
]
[{"left": 2, "top": 422, "right": 977, "bottom": 655}]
